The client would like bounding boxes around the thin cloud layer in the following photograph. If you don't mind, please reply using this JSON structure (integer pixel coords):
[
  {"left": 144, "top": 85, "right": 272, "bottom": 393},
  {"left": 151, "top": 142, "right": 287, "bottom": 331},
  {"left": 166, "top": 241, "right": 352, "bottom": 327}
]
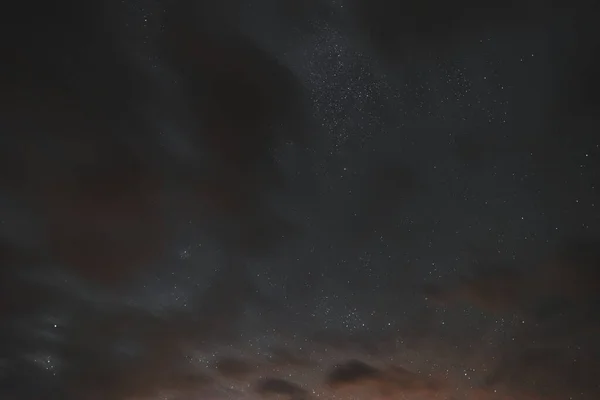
[{"left": 0, "top": 0, "right": 598, "bottom": 399}]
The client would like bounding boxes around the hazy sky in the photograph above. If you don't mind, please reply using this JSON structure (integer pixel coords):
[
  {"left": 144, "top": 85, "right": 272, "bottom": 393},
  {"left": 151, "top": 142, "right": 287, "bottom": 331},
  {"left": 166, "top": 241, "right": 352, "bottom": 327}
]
[{"left": 1, "top": 1, "right": 599, "bottom": 399}]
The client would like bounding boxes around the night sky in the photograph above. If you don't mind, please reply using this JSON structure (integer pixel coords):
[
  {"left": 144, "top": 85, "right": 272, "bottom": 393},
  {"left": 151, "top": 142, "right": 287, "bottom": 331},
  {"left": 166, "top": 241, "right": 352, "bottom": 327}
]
[{"left": 1, "top": 1, "right": 600, "bottom": 399}]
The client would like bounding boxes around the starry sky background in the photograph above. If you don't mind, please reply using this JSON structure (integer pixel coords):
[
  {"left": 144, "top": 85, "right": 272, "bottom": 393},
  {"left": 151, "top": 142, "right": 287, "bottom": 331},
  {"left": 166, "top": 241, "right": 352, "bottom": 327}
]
[{"left": 1, "top": 0, "right": 600, "bottom": 399}]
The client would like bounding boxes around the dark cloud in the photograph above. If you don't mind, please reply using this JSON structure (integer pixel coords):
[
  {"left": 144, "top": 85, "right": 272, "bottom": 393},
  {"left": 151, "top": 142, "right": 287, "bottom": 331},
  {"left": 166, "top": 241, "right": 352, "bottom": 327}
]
[
  {"left": 255, "top": 378, "right": 307, "bottom": 400},
  {"left": 326, "top": 360, "right": 380, "bottom": 388},
  {"left": 1, "top": 2, "right": 308, "bottom": 395},
  {"left": 0, "top": 0, "right": 163, "bottom": 286},
  {"left": 267, "top": 347, "right": 315, "bottom": 368},
  {"left": 192, "top": 257, "right": 267, "bottom": 343},
  {"left": 453, "top": 131, "right": 496, "bottom": 168},
  {"left": 423, "top": 266, "right": 528, "bottom": 313},
  {"left": 422, "top": 238, "right": 600, "bottom": 399},
  {"left": 1, "top": 0, "right": 598, "bottom": 399},
  {"left": 350, "top": 160, "right": 420, "bottom": 241},
  {"left": 384, "top": 365, "right": 443, "bottom": 394},
  {"left": 41, "top": 156, "right": 167, "bottom": 286},
  {"left": 485, "top": 348, "right": 600, "bottom": 400},
  {"left": 213, "top": 357, "right": 256, "bottom": 380},
  {"left": 547, "top": 4, "right": 600, "bottom": 119},
  {"left": 52, "top": 308, "right": 200, "bottom": 399},
  {"left": 423, "top": 237, "right": 600, "bottom": 318},
  {"left": 311, "top": 330, "right": 395, "bottom": 356},
  {"left": 0, "top": 298, "right": 209, "bottom": 400},
  {"left": 0, "top": 0, "right": 313, "bottom": 293},
  {"left": 348, "top": 0, "right": 545, "bottom": 63},
  {"left": 544, "top": 238, "right": 600, "bottom": 300},
  {"left": 158, "top": 0, "right": 312, "bottom": 256},
  {"left": 326, "top": 360, "right": 442, "bottom": 396},
  {"left": 0, "top": 244, "right": 47, "bottom": 318},
  {"left": 0, "top": 254, "right": 265, "bottom": 399}
]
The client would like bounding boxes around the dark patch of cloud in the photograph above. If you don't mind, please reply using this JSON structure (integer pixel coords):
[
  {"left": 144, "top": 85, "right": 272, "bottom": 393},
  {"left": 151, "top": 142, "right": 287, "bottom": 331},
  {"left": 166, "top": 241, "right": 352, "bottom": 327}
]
[
  {"left": 350, "top": 160, "right": 420, "bottom": 241},
  {"left": 1, "top": 1, "right": 312, "bottom": 394},
  {"left": 547, "top": 4, "right": 600, "bottom": 119},
  {"left": 0, "top": 296, "right": 214, "bottom": 400},
  {"left": 192, "top": 257, "right": 268, "bottom": 344},
  {"left": 326, "top": 360, "right": 380, "bottom": 388},
  {"left": 213, "top": 357, "right": 256, "bottom": 380},
  {"left": 485, "top": 348, "right": 600, "bottom": 400},
  {"left": 0, "top": 253, "right": 265, "bottom": 399},
  {"left": 0, "top": 0, "right": 161, "bottom": 286},
  {"left": 326, "top": 359, "right": 442, "bottom": 396},
  {"left": 1, "top": 1, "right": 597, "bottom": 400},
  {"left": 1, "top": 0, "right": 313, "bottom": 293},
  {"left": 41, "top": 156, "right": 167, "bottom": 286},
  {"left": 348, "top": 0, "right": 545, "bottom": 63},
  {"left": 384, "top": 365, "right": 443, "bottom": 393},
  {"left": 54, "top": 307, "right": 210, "bottom": 399},
  {"left": 255, "top": 378, "right": 307, "bottom": 400},
  {"left": 453, "top": 132, "right": 485, "bottom": 166},
  {"left": 423, "top": 237, "right": 600, "bottom": 318},
  {"left": 452, "top": 131, "right": 506, "bottom": 169},
  {"left": 543, "top": 238, "right": 600, "bottom": 301},
  {"left": 311, "top": 330, "right": 395, "bottom": 356},
  {"left": 267, "top": 347, "right": 315, "bottom": 368},
  {"left": 161, "top": 2, "right": 309, "bottom": 195},
  {"left": 422, "top": 238, "right": 600, "bottom": 399},
  {"left": 423, "top": 266, "right": 527, "bottom": 313},
  {"left": 0, "top": 244, "right": 47, "bottom": 318}
]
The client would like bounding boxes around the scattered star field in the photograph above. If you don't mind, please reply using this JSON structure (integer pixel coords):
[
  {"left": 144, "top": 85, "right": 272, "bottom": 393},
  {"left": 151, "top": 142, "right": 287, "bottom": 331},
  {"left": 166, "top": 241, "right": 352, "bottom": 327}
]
[{"left": 1, "top": 1, "right": 599, "bottom": 400}]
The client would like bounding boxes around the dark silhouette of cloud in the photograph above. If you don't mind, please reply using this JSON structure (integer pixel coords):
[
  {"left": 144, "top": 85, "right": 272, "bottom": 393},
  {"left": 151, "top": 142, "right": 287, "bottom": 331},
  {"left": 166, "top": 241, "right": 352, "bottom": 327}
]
[
  {"left": 0, "top": 0, "right": 313, "bottom": 293},
  {"left": 326, "top": 359, "right": 441, "bottom": 396},
  {"left": 267, "top": 347, "right": 315, "bottom": 368},
  {"left": 311, "top": 330, "right": 395, "bottom": 356},
  {"left": 544, "top": 238, "right": 600, "bottom": 301},
  {"left": 0, "top": 255, "right": 264, "bottom": 399},
  {"left": 213, "top": 357, "right": 256, "bottom": 379},
  {"left": 326, "top": 360, "right": 380, "bottom": 387},
  {"left": 0, "top": 2, "right": 308, "bottom": 394},
  {"left": 350, "top": 160, "right": 420, "bottom": 241},
  {"left": 255, "top": 378, "right": 307, "bottom": 400},
  {"left": 0, "top": 294, "right": 214, "bottom": 400}
]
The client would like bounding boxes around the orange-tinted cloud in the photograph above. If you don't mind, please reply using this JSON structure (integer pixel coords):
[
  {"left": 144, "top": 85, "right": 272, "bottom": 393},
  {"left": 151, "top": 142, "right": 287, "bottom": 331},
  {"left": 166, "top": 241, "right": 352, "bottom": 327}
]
[
  {"left": 423, "top": 267, "right": 527, "bottom": 313},
  {"left": 423, "top": 237, "right": 600, "bottom": 318}
]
